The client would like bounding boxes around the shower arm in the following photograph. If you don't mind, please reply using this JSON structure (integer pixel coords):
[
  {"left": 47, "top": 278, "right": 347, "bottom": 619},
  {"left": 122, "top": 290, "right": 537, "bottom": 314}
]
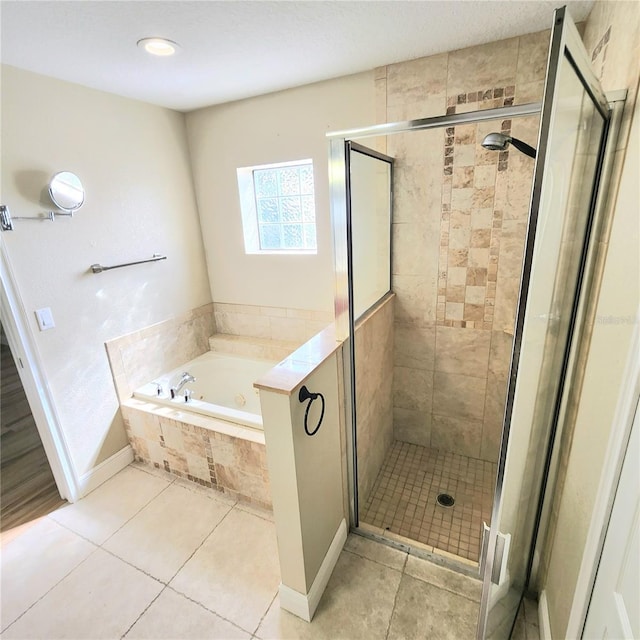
[{"left": 509, "top": 137, "right": 537, "bottom": 159}]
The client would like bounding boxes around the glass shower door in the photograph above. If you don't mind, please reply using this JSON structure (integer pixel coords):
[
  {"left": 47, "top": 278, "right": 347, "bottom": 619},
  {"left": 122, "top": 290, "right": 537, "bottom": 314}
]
[
  {"left": 346, "top": 142, "right": 393, "bottom": 320},
  {"left": 344, "top": 141, "right": 394, "bottom": 524},
  {"left": 478, "top": 7, "right": 611, "bottom": 639}
]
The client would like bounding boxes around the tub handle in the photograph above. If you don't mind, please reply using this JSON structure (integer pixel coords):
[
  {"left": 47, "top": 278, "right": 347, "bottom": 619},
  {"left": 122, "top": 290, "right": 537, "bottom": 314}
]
[
  {"left": 151, "top": 382, "right": 163, "bottom": 396},
  {"left": 298, "top": 385, "right": 325, "bottom": 436}
]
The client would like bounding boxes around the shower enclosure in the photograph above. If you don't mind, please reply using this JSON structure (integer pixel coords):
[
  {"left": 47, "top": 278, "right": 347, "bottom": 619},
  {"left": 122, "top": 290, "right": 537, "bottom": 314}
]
[
  {"left": 332, "top": 101, "right": 542, "bottom": 568},
  {"left": 329, "top": 7, "right": 621, "bottom": 639}
]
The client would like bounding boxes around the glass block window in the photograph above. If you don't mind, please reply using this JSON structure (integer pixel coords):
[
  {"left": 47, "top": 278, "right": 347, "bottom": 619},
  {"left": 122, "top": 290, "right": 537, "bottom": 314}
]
[{"left": 237, "top": 159, "right": 317, "bottom": 254}]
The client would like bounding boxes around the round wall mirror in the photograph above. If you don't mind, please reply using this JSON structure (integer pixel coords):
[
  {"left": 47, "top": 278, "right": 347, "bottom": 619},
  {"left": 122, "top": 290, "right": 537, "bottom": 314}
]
[{"left": 48, "top": 171, "right": 85, "bottom": 213}]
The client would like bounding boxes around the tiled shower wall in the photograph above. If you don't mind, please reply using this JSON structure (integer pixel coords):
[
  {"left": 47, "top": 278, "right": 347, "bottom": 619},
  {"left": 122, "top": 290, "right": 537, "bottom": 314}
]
[
  {"left": 377, "top": 31, "right": 550, "bottom": 462},
  {"left": 354, "top": 294, "right": 395, "bottom": 503}
]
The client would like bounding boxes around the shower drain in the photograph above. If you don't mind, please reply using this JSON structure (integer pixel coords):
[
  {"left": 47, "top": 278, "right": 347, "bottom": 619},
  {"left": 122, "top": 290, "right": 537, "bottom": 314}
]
[{"left": 436, "top": 493, "right": 455, "bottom": 508}]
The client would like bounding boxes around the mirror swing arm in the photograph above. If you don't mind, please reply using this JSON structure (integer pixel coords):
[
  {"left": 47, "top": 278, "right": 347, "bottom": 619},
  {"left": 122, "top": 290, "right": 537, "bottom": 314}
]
[
  {"left": 5, "top": 208, "right": 72, "bottom": 225},
  {"left": 1, "top": 171, "right": 85, "bottom": 231}
]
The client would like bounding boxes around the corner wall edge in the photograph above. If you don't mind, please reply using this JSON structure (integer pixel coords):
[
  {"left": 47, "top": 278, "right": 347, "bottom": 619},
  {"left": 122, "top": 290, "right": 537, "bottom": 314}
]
[{"left": 278, "top": 517, "right": 347, "bottom": 622}]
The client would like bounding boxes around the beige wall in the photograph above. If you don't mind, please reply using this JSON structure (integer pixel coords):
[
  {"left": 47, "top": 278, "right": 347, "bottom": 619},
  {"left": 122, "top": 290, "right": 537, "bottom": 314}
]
[
  {"left": 376, "top": 32, "right": 547, "bottom": 461},
  {"left": 541, "top": 2, "right": 640, "bottom": 636},
  {"left": 185, "top": 72, "right": 375, "bottom": 313},
  {"left": 1, "top": 66, "right": 211, "bottom": 479}
]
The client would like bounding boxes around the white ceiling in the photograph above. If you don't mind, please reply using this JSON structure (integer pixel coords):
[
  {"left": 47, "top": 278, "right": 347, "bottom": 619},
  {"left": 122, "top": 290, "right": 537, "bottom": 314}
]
[{"left": 1, "top": 0, "right": 594, "bottom": 112}]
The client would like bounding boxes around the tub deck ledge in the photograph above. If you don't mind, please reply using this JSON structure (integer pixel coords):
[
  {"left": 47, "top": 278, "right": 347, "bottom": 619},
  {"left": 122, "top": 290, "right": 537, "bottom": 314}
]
[
  {"left": 121, "top": 397, "right": 265, "bottom": 445},
  {"left": 253, "top": 324, "right": 343, "bottom": 396}
]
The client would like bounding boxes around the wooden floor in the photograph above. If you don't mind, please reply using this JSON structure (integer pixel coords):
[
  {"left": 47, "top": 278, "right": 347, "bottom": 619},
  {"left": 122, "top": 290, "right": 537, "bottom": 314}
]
[{"left": 1, "top": 336, "right": 65, "bottom": 532}]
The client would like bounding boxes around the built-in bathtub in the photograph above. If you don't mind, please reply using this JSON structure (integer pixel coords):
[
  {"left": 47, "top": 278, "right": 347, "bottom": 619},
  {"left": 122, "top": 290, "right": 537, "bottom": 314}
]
[
  {"left": 121, "top": 350, "right": 280, "bottom": 509},
  {"left": 133, "top": 351, "right": 277, "bottom": 430}
]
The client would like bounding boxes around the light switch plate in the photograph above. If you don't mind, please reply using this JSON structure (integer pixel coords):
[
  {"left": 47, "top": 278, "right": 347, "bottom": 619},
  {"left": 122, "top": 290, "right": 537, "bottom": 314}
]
[{"left": 35, "top": 307, "right": 55, "bottom": 331}]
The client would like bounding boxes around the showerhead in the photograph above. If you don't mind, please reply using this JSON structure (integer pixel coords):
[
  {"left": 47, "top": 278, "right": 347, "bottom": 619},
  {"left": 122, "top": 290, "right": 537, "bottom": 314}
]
[
  {"left": 481, "top": 132, "right": 537, "bottom": 159},
  {"left": 482, "top": 132, "right": 511, "bottom": 151}
]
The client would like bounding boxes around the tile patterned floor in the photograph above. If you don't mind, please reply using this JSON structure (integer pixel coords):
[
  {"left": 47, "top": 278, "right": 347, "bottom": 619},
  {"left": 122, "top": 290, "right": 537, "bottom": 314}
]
[
  {"left": 361, "top": 441, "right": 497, "bottom": 562},
  {"left": 0, "top": 461, "right": 518, "bottom": 640}
]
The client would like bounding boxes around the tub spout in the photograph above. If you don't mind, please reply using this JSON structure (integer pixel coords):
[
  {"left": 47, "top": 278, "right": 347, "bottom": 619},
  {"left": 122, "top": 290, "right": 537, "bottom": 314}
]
[{"left": 170, "top": 372, "right": 196, "bottom": 399}]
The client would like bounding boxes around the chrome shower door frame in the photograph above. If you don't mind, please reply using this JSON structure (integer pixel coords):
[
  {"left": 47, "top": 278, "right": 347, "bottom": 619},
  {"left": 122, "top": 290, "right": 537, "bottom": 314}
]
[
  {"left": 328, "top": 100, "right": 542, "bottom": 539},
  {"left": 477, "top": 6, "right": 614, "bottom": 639}
]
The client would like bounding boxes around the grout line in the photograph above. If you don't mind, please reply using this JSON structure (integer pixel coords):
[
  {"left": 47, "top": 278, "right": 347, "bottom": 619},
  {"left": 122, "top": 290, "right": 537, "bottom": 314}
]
[
  {"left": 171, "top": 477, "right": 240, "bottom": 510},
  {"left": 252, "top": 590, "right": 278, "bottom": 638},
  {"left": 342, "top": 546, "right": 407, "bottom": 573},
  {"left": 98, "top": 545, "right": 166, "bottom": 584},
  {"left": 119, "top": 585, "right": 167, "bottom": 639},
  {"left": 233, "top": 502, "right": 275, "bottom": 524},
  {"left": 1, "top": 470, "right": 264, "bottom": 639},
  {"left": 164, "top": 501, "right": 235, "bottom": 584},
  {"left": 164, "top": 584, "right": 255, "bottom": 636},
  {"left": 5, "top": 471, "right": 181, "bottom": 632},
  {"left": 99, "top": 479, "right": 175, "bottom": 547},
  {"left": 401, "top": 562, "right": 482, "bottom": 605},
  {"left": 362, "top": 441, "right": 493, "bottom": 563},
  {"left": 384, "top": 554, "right": 408, "bottom": 640},
  {"left": 0, "top": 544, "right": 101, "bottom": 634},
  {"left": 45, "top": 516, "right": 104, "bottom": 545},
  {"left": 128, "top": 461, "right": 178, "bottom": 484}
]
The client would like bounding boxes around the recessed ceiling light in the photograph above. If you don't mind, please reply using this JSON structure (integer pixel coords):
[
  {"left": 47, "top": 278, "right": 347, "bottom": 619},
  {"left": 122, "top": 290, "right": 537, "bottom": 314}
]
[{"left": 137, "top": 37, "right": 180, "bottom": 57}]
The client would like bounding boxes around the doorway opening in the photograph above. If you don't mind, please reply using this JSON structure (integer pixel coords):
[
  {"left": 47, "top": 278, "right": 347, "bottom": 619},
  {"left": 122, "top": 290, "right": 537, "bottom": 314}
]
[{"left": 1, "top": 322, "right": 64, "bottom": 530}]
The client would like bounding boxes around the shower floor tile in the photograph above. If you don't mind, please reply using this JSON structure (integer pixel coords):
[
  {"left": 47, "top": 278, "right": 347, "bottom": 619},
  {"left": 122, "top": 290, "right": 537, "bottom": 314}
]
[{"left": 360, "top": 441, "right": 497, "bottom": 563}]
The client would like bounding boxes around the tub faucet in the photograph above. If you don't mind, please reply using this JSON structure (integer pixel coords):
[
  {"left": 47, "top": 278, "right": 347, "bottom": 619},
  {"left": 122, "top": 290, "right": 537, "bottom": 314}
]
[{"left": 170, "top": 372, "right": 196, "bottom": 399}]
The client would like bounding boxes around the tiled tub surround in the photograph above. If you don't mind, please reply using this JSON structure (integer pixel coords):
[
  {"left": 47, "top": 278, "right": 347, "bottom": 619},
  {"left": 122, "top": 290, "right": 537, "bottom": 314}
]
[
  {"left": 121, "top": 400, "right": 272, "bottom": 509},
  {"left": 213, "top": 302, "right": 333, "bottom": 345},
  {"left": 106, "top": 300, "right": 331, "bottom": 406},
  {"left": 106, "top": 303, "right": 216, "bottom": 405},
  {"left": 354, "top": 294, "right": 395, "bottom": 505},
  {"left": 209, "top": 333, "right": 300, "bottom": 362},
  {"left": 117, "top": 335, "right": 312, "bottom": 509},
  {"left": 378, "top": 31, "right": 548, "bottom": 462},
  {"left": 108, "top": 302, "right": 333, "bottom": 508}
]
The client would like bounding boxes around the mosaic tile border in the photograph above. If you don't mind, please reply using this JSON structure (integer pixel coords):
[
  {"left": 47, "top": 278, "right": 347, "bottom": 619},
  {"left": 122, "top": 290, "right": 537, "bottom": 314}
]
[
  {"left": 443, "top": 86, "right": 515, "bottom": 176},
  {"left": 436, "top": 87, "right": 515, "bottom": 329},
  {"left": 123, "top": 405, "right": 272, "bottom": 510}
]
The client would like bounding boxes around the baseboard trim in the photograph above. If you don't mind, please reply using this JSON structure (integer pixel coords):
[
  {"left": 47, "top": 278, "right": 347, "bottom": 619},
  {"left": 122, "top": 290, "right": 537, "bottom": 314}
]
[
  {"left": 78, "top": 445, "right": 134, "bottom": 497},
  {"left": 538, "top": 590, "right": 552, "bottom": 640},
  {"left": 279, "top": 518, "right": 347, "bottom": 622}
]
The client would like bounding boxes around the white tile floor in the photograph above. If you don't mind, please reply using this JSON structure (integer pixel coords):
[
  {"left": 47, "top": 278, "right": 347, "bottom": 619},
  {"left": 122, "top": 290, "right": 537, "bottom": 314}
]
[{"left": 0, "top": 463, "right": 537, "bottom": 639}]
